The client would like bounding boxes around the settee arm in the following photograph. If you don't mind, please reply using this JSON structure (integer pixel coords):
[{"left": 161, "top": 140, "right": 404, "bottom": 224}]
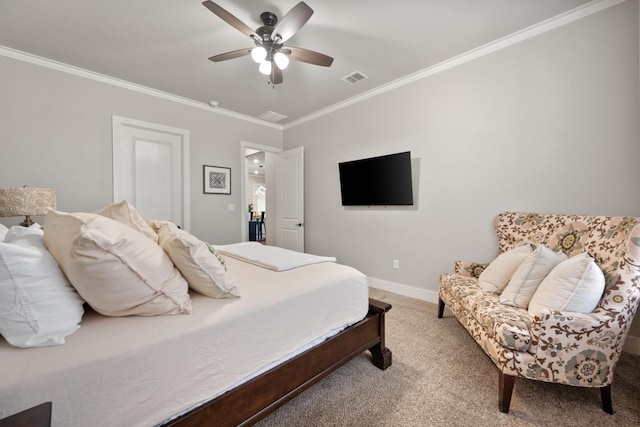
[
  {"left": 529, "top": 309, "right": 622, "bottom": 386},
  {"left": 453, "top": 260, "right": 489, "bottom": 278}
]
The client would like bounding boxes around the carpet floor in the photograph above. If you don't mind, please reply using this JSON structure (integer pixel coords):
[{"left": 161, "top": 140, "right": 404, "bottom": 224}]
[{"left": 255, "top": 288, "right": 640, "bottom": 426}]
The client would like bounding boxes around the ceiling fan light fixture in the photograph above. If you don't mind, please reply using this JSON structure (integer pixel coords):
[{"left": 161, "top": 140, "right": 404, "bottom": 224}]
[
  {"left": 274, "top": 52, "right": 290, "bottom": 70},
  {"left": 251, "top": 46, "right": 267, "bottom": 63},
  {"left": 258, "top": 60, "right": 272, "bottom": 75}
]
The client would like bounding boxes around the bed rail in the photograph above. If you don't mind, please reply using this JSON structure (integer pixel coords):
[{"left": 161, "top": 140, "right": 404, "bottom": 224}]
[{"left": 165, "top": 298, "right": 392, "bottom": 427}]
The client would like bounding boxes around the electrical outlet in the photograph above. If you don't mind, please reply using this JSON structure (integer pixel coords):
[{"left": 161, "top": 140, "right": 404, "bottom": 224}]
[
  {"left": 393, "top": 260, "right": 400, "bottom": 269},
  {"left": 228, "top": 204, "right": 235, "bottom": 211}
]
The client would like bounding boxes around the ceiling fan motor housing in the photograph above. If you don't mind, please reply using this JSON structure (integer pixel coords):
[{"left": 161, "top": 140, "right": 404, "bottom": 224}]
[
  {"left": 257, "top": 12, "right": 280, "bottom": 44},
  {"left": 260, "top": 12, "right": 278, "bottom": 28},
  {"left": 255, "top": 11, "right": 285, "bottom": 58}
]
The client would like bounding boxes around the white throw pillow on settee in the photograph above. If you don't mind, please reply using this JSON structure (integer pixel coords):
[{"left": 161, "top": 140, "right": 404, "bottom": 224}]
[
  {"left": 500, "top": 245, "right": 567, "bottom": 308},
  {"left": 478, "top": 244, "right": 532, "bottom": 294},
  {"left": 528, "top": 252, "right": 605, "bottom": 315}
]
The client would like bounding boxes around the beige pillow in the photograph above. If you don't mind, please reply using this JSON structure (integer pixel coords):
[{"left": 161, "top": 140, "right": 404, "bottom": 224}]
[
  {"left": 43, "top": 210, "right": 191, "bottom": 316},
  {"left": 95, "top": 200, "right": 158, "bottom": 243},
  {"left": 500, "top": 245, "right": 567, "bottom": 308},
  {"left": 478, "top": 244, "right": 532, "bottom": 294},
  {"left": 157, "top": 225, "right": 239, "bottom": 298},
  {"left": 528, "top": 252, "right": 605, "bottom": 315},
  {"left": 147, "top": 219, "right": 177, "bottom": 233}
]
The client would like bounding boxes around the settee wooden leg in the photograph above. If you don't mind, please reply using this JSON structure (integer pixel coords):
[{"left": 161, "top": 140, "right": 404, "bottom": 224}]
[
  {"left": 498, "top": 372, "right": 516, "bottom": 414},
  {"left": 601, "top": 385, "right": 614, "bottom": 414},
  {"left": 437, "top": 298, "right": 445, "bottom": 318}
]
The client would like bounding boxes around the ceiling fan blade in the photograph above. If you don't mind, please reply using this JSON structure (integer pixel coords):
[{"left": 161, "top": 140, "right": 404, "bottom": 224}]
[
  {"left": 202, "top": 1, "right": 258, "bottom": 40},
  {"left": 271, "top": 63, "right": 283, "bottom": 85},
  {"left": 286, "top": 46, "right": 333, "bottom": 67},
  {"left": 208, "top": 48, "right": 251, "bottom": 62},
  {"left": 272, "top": 2, "right": 313, "bottom": 43}
]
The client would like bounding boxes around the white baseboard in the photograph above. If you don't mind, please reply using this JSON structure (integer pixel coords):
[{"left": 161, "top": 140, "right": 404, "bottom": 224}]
[
  {"left": 368, "top": 276, "right": 640, "bottom": 356},
  {"left": 367, "top": 277, "right": 439, "bottom": 304}
]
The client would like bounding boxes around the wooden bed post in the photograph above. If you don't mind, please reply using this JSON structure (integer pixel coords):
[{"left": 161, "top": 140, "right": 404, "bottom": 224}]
[{"left": 368, "top": 298, "right": 392, "bottom": 370}]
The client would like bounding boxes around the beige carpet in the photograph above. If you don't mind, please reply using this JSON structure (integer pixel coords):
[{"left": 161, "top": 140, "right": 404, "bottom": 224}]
[{"left": 255, "top": 289, "right": 640, "bottom": 426}]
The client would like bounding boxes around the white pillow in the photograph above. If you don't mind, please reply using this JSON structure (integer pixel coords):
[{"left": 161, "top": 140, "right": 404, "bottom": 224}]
[
  {"left": 95, "top": 200, "right": 158, "bottom": 243},
  {"left": 528, "top": 252, "right": 605, "bottom": 315},
  {"left": 43, "top": 210, "right": 191, "bottom": 317},
  {"left": 0, "top": 226, "right": 85, "bottom": 347},
  {"left": 478, "top": 244, "right": 532, "bottom": 294},
  {"left": 0, "top": 223, "right": 7, "bottom": 241},
  {"left": 500, "top": 245, "right": 567, "bottom": 308},
  {"left": 157, "top": 225, "right": 239, "bottom": 298}
]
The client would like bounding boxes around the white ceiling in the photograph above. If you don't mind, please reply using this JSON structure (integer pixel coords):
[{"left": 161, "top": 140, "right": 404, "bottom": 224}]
[{"left": 0, "top": 0, "right": 594, "bottom": 125}]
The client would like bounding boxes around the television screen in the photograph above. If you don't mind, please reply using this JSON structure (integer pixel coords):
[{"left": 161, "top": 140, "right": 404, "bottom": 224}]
[{"left": 338, "top": 151, "right": 413, "bottom": 206}]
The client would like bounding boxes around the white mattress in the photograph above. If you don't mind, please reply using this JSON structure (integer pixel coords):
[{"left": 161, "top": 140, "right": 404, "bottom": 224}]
[{"left": 0, "top": 256, "right": 369, "bottom": 427}]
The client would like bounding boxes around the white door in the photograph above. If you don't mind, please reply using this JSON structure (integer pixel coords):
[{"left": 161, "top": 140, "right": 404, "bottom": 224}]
[
  {"left": 112, "top": 116, "right": 190, "bottom": 230},
  {"left": 276, "top": 147, "right": 304, "bottom": 252}
]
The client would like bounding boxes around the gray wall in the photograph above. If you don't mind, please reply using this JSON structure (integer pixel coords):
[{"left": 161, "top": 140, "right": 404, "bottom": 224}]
[
  {"left": 284, "top": 2, "right": 640, "bottom": 335},
  {"left": 0, "top": 55, "right": 282, "bottom": 244}
]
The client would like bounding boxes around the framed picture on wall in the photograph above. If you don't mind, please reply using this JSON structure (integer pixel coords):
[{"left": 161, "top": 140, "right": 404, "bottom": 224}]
[{"left": 203, "top": 165, "right": 231, "bottom": 194}]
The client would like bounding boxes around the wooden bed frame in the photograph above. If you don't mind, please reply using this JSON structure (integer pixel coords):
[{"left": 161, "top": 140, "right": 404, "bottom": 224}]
[
  {"left": 165, "top": 298, "right": 392, "bottom": 427},
  {"left": 0, "top": 299, "right": 391, "bottom": 427}
]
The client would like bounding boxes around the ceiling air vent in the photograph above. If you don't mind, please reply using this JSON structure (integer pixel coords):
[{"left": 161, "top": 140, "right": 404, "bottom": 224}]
[
  {"left": 258, "top": 111, "right": 288, "bottom": 123},
  {"left": 341, "top": 71, "right": 368, "bottom": 85}
]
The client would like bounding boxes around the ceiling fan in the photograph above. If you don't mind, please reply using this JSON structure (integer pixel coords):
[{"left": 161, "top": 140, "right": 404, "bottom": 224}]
[{"left": 202, "top": 1, "right": 334, "bottom": 85}]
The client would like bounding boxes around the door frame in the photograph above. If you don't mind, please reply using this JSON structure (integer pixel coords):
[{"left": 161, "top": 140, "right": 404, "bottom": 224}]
[
  {"left": 239, "top": 141, "right": 281, "bottom": 243},
  {"left": 112, "top": 115, "right": 190, "bottom": 230}
]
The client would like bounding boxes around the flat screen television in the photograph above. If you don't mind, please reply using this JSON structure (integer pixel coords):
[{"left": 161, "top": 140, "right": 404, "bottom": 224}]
[{"left": 338, "top": 151, "right": 413, "bottom": 206}]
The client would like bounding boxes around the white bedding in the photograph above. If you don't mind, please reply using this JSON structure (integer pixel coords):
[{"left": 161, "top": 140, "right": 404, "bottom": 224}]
[
  {"left": 0, "top": 256, "right": 368, "bottom": 427},
  {"left": 215, "top": 241, "right": 337, "bottom": 271}
]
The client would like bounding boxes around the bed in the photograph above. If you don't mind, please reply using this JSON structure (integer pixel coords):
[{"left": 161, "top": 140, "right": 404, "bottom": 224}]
[{"left": 0, "top": 207, "right": 392, "bottom": 427}]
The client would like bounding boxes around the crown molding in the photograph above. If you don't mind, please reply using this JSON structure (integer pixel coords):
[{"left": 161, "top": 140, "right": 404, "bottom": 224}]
[
  {"left": 0, "top": 46, "right": 283, "bottom": 130},
  {"left": 284, "top": 0, "right": 628, "bottom": 129}
]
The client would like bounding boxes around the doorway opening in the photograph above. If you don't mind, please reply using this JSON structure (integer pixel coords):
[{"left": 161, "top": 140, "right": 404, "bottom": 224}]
[
  {"left": 240, "top": 142, "right": 278, "bottom": 245},
  {"left": 240, "top": 142, "right": 305, "bottom": 251},
  {"left": 245, "top": 149, "right": 267, "bottom": 243}
]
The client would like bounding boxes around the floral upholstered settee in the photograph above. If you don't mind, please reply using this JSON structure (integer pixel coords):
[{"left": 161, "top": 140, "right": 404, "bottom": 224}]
[{"left": 438, "top": 212, "right": 640, "bottom": 414}]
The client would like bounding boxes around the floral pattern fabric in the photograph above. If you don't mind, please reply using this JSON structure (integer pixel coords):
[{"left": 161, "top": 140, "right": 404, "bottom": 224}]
[
  {"left": 439, "top": 212, "right": 640, "bottom": 388},
  {"left": 440, "top": 273, "right": 533, "bottom": 352}
]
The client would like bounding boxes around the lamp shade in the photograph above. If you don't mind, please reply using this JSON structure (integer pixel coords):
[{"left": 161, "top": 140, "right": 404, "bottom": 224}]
[
  {"left": 251, "top": 47, "right": 267, "bottom": 63},
  {"left": 0, "top": 187, "right": 57, "bottom": 217},
  {"left": 273, "top": 52, "right": 289, "bottom": 70},
  {"left": 258, "top": 60, "right": 272, "bottom": 75}
]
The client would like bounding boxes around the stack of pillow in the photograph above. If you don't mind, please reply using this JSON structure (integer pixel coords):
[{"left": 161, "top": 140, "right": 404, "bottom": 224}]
[
  {"left": 478, "top": 243, "right": 605, "bottom": 315},
  {"left": 0, "top": 200, "right": 238, "bottom": 348}
]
